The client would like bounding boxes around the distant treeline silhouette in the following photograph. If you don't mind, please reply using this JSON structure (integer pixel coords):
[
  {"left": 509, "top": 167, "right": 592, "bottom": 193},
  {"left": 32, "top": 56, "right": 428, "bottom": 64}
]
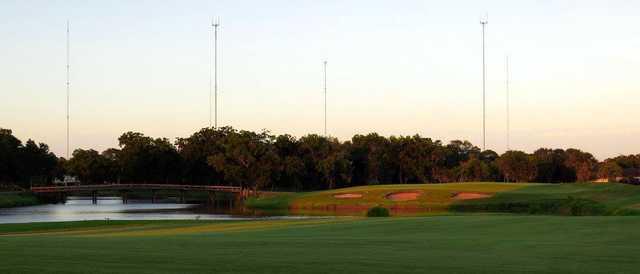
[{"left": 1, "top": 127, "right": 639, "bottom": 191}]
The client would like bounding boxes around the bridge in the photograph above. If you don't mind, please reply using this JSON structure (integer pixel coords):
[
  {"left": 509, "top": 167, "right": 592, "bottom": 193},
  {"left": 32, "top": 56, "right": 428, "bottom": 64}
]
[{"left": 31, "top": 184, "right": 243, "bottom": 204}]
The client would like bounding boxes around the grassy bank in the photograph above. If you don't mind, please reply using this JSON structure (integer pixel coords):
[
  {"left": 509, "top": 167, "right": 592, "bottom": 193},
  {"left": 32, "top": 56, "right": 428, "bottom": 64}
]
[
  {"left": 452, "top": 183, "right": 640, "bottom": 215},
  {"left": 247, "top": 182, "right": 640, "bottom": 216},
  {"left": 247, "top": 182, "right": 529, "bottom": 215},
  {"left": 0, "top": 192, "right": 41, "bottom": 208},
  {"left": 2, "top": 216, "right": 640, "bottom": 273}
]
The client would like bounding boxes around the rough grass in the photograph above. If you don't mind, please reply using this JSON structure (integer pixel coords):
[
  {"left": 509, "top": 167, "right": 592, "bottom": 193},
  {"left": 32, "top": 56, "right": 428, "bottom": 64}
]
[
  {"left": 2, "top": 216, "right": 640, "bottom": 273},
  {"left": 0, "top": 191, "right": 40, "bottom": 208},
  {"left": 248, "top": 183, "right": 529, "bottom": 215},
  {"left": 0, "top": 220, "right": 208, "bottom": 235},
  {"left": 366, "top": 206, "right": 390, "bottom": 217},
  {"left": 0, "top": 219, "right": 350, "bottom": 237},
  {"left": 245, "top": 192, "right": 298, "bottom": 210},
  {"left": 452, "top": 183, "right": 640, "bottom": 215},
  {"left": 249, "top": 183, "right": 640, "bottom": 216}
]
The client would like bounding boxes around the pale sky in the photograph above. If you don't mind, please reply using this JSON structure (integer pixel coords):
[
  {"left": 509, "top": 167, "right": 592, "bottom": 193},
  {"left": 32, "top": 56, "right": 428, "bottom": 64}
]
[{"left": 1, "top": 0, "right": 639, "bottom": 160}]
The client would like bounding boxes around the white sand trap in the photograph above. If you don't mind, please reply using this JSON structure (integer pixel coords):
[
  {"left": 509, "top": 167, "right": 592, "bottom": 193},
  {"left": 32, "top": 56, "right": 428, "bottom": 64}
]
[{"left": 333, "top": 193, "right": 363, "bottom": 199}]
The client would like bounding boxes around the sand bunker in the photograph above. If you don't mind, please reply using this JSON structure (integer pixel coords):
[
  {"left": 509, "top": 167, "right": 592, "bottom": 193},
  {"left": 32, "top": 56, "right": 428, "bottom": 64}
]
[
  {"left": 386, "top": 191, "right": 422, "bottom": 201},
  {"left": 333, "top": 193, "right": 363, "bottom": 199},
  {"left": 452, "top": 192, "right": 492, "bottom": 200}
]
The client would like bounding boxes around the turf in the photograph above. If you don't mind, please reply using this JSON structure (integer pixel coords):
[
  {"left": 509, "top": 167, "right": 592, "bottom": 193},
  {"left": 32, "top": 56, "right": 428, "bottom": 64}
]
[
  {"left": 247, "top": 182, "right": 529, "bottom": 215},
  {"left": 247, "top": 183, "right": 640, "bottom": 216},
  {"left": 454, "top": 183, "right": 640, "bottom": 215},
  {"left": 0, "top": 192, "right": 41, "bottom": 208},
  {"left": 2, "top": 216, "right": 640, "bottom": 273}
]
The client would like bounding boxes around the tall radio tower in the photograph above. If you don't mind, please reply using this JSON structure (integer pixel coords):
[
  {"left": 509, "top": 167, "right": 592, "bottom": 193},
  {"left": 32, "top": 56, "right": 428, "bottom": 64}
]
[
  {"left": 66, "top": 20, "right": 70, "bottom": 159},
  {"left": 210, "top": 18, "right": 220, "bottom": 128},
  {"left": 323, "top": 60, "right": 327, "bottom": 136},
  {"left": 505, "top": 55, "right": 511, "bottom": 151},
  {"left": 480, "top": 16, "right": 488, "bottom": 151}
]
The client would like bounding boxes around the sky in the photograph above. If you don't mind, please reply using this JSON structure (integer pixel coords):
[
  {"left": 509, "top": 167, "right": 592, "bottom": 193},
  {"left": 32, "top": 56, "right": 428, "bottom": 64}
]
[{"left": 1, "top": 0, "right": 639, "bottom": 160}]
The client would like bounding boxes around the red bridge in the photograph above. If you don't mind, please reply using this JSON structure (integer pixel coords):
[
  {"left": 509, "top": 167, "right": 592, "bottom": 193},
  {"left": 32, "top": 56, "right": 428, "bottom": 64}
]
[
  {"left": 31, "top": 184, "right": 243, "bottom": 204},
  {"left": 31, "top": 184, "right": 241, "bottom": 193}
]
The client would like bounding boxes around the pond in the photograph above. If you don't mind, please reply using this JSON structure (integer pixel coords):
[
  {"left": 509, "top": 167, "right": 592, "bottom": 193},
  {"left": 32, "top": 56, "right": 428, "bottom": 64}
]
[{"left": 0, "top": 196, "right": 308, "bottom": 224}]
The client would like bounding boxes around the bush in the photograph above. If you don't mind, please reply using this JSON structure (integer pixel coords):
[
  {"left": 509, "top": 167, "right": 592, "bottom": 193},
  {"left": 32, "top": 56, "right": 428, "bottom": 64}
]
[
  {"left": 244, "top": 193, "right": 296, "bottom": 210},
  {"left": 450, "top": 196, "right": 608, "bottom": 216},
  {"left": 367, "top": 206, "right": 390, "bottom": 217},
  {"left": 564, "top": 196, "right": 607, "bottom": 216},
  {"left": 0, "top": 192, "right": 41, "bottom": 208}
]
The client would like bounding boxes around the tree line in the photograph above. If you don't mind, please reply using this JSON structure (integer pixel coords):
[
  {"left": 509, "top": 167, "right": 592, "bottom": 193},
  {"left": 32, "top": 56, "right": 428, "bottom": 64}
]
[{"left": 1, "top": 127, "right": 639, "bottom": 191}]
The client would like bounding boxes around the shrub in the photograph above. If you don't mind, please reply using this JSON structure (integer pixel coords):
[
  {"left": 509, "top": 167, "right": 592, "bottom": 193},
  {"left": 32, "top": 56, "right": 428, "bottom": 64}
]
[
  {"left": 0, "top": 192, "right": 41, "bottom": 208},
  {"left": 244, "top": 193, "right": 296, "bottom": 210},
  {"left": 367, "top": 206, "right": 390, "bottom": 217},
  {"left": 450, "top": 196, "right": 608, "bottom": 216}
]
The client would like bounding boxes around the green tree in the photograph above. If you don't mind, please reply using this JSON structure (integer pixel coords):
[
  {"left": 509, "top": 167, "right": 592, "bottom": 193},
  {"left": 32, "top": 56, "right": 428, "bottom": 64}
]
[
  {"left": 274, "top": 134, "right": 305, "bottom": 191},
  {"left": 532, "top": 148, "right": 575, "bottom": 183},
  {"left": 457, "top": 156, "right": 491, "bottom": 182},
  {"left": 207, "top": 130, "right": 280, "bottom": 194},
  {"left": 118, "top": 132, "right": 181, "bottom": 183},
  {"left": 298, "top": 134, "right": 352, "bottom": 189},
  {"left": 101, "top": 148, "right": 121, "bottom": 183},
  {"left": 18, "top": 140, "right": 58, "bottom": 186},
  {"left": 564, "top": 149, "right": 597, "bottom": 182},
  {"left": 0, "top": 129, "right": 23, "bottom": 183},
  {"left": 497, "top": 151, "right": 536, "bottom": 182},
  {"left": 598, "top": 160, "right": 623, "bottom": 182},
  {"left": 66, "top": 149, "right": 108, "bottom": 184},
  {"left": 349, "top": 133, "right": 389, "bottom": 185},
  {"left": 176, "top": 127, "right": 230, "bottom": 185}
]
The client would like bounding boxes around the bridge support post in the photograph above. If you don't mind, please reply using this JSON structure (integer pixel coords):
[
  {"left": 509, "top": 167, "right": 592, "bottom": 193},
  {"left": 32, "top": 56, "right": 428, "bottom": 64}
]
[
  {"left": 57, "top": 191, "right": 67, "bottom": 204},
  {"left": 92, "top": 191, "right": 98, "bottom": 204},
  {"left": 207, "top": 191, "right": 216, "bottom": 206}
]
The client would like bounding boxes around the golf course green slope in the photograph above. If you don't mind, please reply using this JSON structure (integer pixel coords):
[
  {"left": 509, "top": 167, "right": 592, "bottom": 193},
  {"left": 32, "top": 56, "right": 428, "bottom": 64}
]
[
  {"left": 247, "top": 183, "right": 640, "bottom": 216},
  {"left": 0, "top": 192, "right": 41, "bottom": 208},
  {"left": 452, "top": 183, "right": 640, "bottom": 215},
  {"left": 2, "top": 216, "right": 640, "bottom": 273}
]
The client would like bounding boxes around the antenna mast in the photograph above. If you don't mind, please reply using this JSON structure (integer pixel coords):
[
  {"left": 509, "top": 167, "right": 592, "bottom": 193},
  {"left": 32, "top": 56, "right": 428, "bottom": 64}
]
[
  {"left": 208, "top": 20, "right": 212, "bottom": 127},
  {"left": 323, "top": 60, "right": 327, "bottom": 136},
  {"left": 480, "top": 17, "right": 488, "bottom": 151},
  {"left": 505, "top": 55, "right": 510, "bottom": 151},
  {"left": 214, "top": 18, "right": 219, "bottom": 128},
  {"left": 210, "top": 18, "right": 220, "bottom": 128},
  {"left": 66, "top": 20, "right": 70, "bottom": 159}
]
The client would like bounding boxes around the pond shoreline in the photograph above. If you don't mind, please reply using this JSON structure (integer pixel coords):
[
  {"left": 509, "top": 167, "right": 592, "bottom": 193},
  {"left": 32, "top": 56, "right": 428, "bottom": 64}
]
[
  {"left": 0, "top": 192, "right": 43, "bottom": 209},
  {"left": 0, "top": 195, "right": 320, "bottom": 224}
]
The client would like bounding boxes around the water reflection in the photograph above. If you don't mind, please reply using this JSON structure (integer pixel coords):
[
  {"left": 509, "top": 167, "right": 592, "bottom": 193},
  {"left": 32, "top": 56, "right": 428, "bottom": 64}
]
[{"left": 0, "top": 196, "right": 309, "bottom": 224}]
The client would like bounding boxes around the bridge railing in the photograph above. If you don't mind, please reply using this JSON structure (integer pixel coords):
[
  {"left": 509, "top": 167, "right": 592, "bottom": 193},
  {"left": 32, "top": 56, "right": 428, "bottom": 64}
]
[{"left": 31, "top": 184, "right": 242, "bottom": 193}]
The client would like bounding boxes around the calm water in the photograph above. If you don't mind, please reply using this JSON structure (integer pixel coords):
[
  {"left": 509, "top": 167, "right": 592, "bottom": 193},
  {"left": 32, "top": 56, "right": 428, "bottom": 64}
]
[{"left": 0, "top": 196, "right": 307, "bottom": 224}]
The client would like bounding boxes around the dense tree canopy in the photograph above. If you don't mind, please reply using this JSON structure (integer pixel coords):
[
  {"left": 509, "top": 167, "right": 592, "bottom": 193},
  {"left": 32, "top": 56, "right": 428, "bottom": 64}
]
[
  {"left": 498, "top": 151, "right": 536, "bottom": 182},
  {"left": 0, "top": 129, "right": 59, "bottom": 187},
  {"left": 1, "top": 127, "right": 638, "bottom": 191}
]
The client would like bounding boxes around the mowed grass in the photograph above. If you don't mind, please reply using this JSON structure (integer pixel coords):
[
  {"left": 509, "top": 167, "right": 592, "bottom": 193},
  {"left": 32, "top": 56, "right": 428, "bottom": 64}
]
[
  {"left": 2, "top": 216, "right": 640, "bottom": 273},
  {"left": 0, "top": 192, "right": 40, "bottom": 208},
  {"left": 247, "top": 182, "right": 530, "bottom": 215},
  {"left": 0, "top": 218, "right": 350, "bottom": 237},
  {"left": 454, "top": 183, "right": 640, "bottom": 215},
  {"left": 247, "top": 182, "right": 640, "bottom": 216}
]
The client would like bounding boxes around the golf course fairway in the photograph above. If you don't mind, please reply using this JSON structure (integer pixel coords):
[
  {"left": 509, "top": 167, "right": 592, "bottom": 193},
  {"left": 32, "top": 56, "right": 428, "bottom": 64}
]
[{"left": 2, "top": 216, "right": 640, "bottom": 273}]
